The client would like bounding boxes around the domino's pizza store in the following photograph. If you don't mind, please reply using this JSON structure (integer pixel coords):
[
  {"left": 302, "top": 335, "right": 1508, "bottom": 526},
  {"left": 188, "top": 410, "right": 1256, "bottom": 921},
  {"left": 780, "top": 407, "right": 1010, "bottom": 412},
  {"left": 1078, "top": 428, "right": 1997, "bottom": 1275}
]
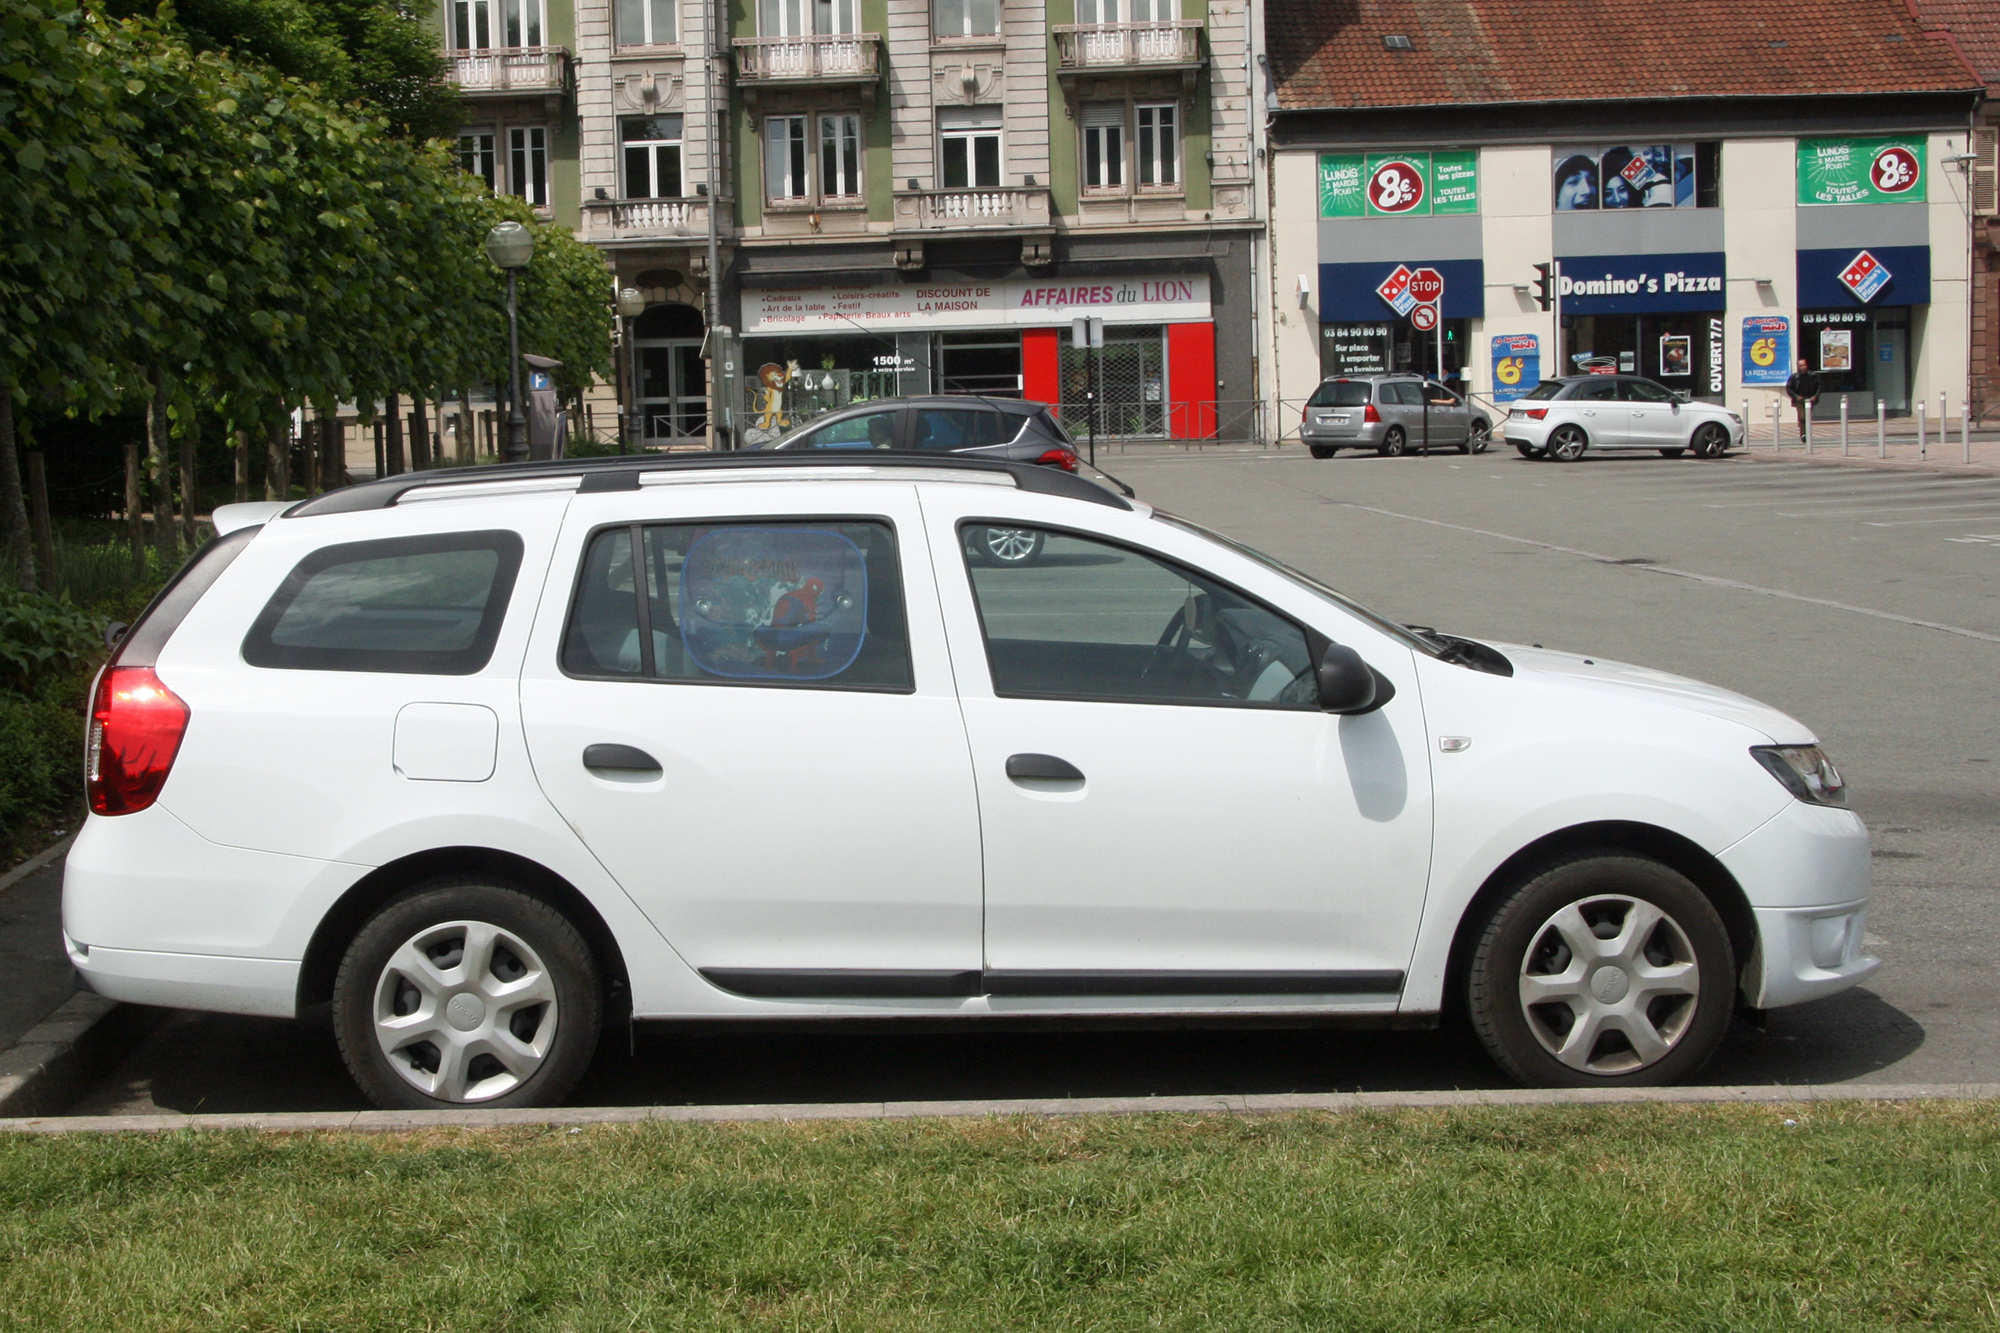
[
  {"left": 1795, "top": 245, "right": 1929, "bottom": 417},
  {"left": 1555, "top": 252, "right": 1729, "bottom": 401}
]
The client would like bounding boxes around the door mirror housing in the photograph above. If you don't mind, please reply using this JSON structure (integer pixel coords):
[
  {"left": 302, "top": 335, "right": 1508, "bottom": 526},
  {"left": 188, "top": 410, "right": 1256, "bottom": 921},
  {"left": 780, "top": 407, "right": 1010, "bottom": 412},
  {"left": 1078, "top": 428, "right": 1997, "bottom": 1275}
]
[{"left": 1316, "top": 642, "right": 1392, "bottom": 714}]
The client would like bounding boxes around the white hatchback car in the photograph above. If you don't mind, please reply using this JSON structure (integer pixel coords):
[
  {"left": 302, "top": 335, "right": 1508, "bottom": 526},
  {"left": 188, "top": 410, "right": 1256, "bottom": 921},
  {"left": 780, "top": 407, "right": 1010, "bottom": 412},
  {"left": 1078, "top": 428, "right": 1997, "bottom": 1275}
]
[
  {"left": 67, "top": 453, "right": 1876, "bottom": 1108},
  {"left": 1503, "top": 375, "right": 1747, "bottom": 460}
]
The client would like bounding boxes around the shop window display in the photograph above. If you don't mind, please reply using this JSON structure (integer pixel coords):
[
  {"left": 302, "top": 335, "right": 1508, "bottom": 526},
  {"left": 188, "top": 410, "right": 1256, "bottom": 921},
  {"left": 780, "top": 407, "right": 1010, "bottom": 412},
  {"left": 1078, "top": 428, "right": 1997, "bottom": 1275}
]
[
  {"left": 739, "top": 335, "right": 902, "bottom": 447},
  {"left": 1554, "top": 142, "right": 1719, "bottom": 210},
  {"left": 1319, "top": 319, "right": 1468, "bottom": 385},
  {"left": 1800, "top": 308, "right": 1911, "bottom": 416},
  {"left": 1559, "top": 313, "right": 1724, "bottom": 400}
]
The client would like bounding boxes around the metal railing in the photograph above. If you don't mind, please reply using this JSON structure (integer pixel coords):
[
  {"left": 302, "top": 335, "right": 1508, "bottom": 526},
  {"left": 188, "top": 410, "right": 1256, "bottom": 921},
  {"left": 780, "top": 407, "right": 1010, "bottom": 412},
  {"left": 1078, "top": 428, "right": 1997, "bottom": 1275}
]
[
  {"left": 893, "top": 186, "right": 1050, "bottom": 229},
  {"left": 448, "top": 46, "right": 568, "bottom": 94},
  {"left": 733, "top": 33, "right": 881, "bottom": 81},
  {"left": 1053, "top": 20, "right": 1202, "bottom": 68}
]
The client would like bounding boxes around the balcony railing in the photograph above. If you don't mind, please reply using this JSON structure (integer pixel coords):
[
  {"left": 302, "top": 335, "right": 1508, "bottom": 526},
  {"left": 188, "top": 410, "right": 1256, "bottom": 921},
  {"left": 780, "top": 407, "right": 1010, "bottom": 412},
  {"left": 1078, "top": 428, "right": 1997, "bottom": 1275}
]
[
  {"left": 893, "top": 187, "right": 1050, "bottom": 230},
  {"left": 449, "top": 46, "right": 569, "bottom": 95},
  {"left": 1053, "top": 20, "right": 1203, "bottom": 69},
  {"left": 734, "top": 33, "right": 881, "bottom": 84},
  {"left": 581, "top": 197, "right": 711, "bottom": 241}
]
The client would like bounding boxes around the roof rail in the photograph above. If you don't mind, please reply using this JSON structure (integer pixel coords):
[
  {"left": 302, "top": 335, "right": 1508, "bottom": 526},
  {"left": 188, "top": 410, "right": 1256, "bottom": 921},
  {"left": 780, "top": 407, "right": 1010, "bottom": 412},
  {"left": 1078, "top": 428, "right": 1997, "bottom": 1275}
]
[{"left": 284, "top": 450, "right": 1133, "bottom": 517}]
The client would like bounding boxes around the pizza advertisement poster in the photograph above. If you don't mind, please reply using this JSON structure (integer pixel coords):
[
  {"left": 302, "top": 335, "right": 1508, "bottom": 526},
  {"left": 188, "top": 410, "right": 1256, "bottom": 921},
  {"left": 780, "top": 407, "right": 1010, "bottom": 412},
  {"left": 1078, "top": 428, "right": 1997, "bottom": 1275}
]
[
  {"left": 1797, "top": 138, "right": 1926, "bottom": 205},
  {"left": 1820, "top": 329, "right": 1853, "bottom": 372},
  {"left": 1318, "top": 151, "right": 1478, "bottom": 218}
]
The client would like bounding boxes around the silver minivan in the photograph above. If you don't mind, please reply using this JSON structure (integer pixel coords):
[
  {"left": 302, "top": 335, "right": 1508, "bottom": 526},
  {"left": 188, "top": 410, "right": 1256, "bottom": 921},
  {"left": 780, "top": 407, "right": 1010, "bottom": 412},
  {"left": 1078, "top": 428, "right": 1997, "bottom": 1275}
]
[{"left": 1300, "top": 374, "right": 1492, "bottom": 458}]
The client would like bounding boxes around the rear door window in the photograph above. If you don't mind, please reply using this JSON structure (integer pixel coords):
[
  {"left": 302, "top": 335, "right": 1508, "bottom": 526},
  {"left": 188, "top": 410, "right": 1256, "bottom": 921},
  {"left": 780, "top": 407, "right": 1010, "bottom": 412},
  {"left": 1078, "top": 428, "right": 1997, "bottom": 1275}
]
[
  {"left": 786, "top": 410, "right": 900, "bottom": 450},
  {"left": 242, "top": 531, "right": 523, "bottom": 674},
  {"left": 561, "top": 520, "right": 914, "bottom": 692},
  {"left": 1388, "top": 382, "right": 1424, "bottom": 406},
  {"left": 913, "top": 408, "right": 1008, "bottom": 451}
]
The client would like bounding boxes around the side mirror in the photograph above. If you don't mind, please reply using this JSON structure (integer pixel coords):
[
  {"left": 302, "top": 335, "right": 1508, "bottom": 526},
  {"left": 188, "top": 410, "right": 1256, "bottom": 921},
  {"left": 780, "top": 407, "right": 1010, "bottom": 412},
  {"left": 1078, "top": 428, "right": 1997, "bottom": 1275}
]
[
  {"left": 103, "top": 621, "right": 129, "bottom": 651},
  {"left": 1316, "top": 642, "right": 1391, "bottom": 714}
]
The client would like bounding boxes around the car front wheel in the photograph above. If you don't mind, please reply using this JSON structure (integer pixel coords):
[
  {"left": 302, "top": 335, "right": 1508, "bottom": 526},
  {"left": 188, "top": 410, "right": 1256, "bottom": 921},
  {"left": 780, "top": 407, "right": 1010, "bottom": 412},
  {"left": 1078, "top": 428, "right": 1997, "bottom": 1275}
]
[
  {"left": 1692, "top": 422, "right": 1729, "bottom": 458},
  {"left": 1467, "top": 854, "right": 1734, "bottom": 1087},
  {"left": 1547, "top": 424, "right": 1588, "bottom": 462},
  {"left": 1465, "top": 420, "right": 1491, "bottom": 455},
  {"left": 334, "top": 880, "right": 603, "bottom": 1110}
]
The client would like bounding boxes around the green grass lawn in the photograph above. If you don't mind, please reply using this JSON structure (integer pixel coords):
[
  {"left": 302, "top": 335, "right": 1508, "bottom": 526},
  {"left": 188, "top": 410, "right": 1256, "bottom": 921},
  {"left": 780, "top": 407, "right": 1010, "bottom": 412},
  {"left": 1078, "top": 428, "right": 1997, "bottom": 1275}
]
[{"left": 2, "top": 1104, "right": 1996, "bottom": 1331}]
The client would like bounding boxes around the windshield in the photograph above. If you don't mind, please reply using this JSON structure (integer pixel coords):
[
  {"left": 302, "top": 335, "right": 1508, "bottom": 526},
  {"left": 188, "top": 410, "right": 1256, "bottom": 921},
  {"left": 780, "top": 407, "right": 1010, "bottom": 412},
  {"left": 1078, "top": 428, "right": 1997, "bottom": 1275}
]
[
  {"left": 1150, "top": 512, "right": 1438, "bottom": 657},
  {"left": 1520, "top": 380, "right": 1565, "bottom": 401},
  {"left": 1308, "top": 381, "right": 1373, "bottom": 407}
]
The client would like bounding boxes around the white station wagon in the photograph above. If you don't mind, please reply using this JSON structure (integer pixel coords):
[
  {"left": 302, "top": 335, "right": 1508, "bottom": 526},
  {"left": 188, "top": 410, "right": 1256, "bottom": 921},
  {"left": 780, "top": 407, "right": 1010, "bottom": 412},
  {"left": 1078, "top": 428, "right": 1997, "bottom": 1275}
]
[{"left": 67, "top": 454, "right": 1877, "bottom": 1108}]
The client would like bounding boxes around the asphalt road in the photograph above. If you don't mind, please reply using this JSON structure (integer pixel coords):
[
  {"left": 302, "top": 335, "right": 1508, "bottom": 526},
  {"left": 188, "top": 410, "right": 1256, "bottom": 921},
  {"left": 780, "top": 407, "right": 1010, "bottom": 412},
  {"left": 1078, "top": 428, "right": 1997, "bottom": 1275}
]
[{"left": 66, "top": 448, "right": 2000, "bottom": 1115}]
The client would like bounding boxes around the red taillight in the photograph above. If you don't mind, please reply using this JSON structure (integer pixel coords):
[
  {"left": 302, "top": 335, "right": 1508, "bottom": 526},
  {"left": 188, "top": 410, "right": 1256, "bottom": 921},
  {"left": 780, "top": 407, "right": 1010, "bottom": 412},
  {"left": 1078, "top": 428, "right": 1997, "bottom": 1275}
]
[
  {"left": 87, "top": 667, "right": 190, "bottom": 816},
  {"left": 1524, "top": 407, "right": 1549, "bottom": 420},
  {"left": 1036, "top": 447, "right": 1078, "bottom": 472},
  {"left": 1363, "top": 403, "right": 1381, "bottom": 423}
]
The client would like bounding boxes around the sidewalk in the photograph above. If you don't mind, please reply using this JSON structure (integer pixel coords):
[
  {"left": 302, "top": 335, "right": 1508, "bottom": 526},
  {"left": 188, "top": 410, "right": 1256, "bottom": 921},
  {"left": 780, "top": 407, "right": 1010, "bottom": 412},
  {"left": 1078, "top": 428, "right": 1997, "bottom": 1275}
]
[
  {"left": 1739, "top": 415, "right": 2000, "bottom": 471},
  {"left": 0, "top": 840, "right": 75, "bottom": 1052}
]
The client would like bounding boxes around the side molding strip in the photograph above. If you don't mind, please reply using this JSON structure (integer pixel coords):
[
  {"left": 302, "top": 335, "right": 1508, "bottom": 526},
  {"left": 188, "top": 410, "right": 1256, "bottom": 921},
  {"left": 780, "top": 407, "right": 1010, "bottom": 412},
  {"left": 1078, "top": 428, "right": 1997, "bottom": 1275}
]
[{"left": 699, "top": 969, "right": 1406, "bottom": 1000}]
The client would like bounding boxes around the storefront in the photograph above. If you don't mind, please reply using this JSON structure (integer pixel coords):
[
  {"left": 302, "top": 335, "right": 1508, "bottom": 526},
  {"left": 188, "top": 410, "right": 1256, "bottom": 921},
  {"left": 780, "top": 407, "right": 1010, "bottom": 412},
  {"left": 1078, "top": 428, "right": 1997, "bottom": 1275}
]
[
  {"left": 736, "top": 275, "right": 1215, "bottom": 445},
  {"left": 1796, "top": 245, "right": 1929, "bottom": 416},
  {"left": 1553, "top": 252, "right": 1728, "bottom": 399},
  {"left": 1315, "top": 259, "right": 1484, "bottom": 385}
]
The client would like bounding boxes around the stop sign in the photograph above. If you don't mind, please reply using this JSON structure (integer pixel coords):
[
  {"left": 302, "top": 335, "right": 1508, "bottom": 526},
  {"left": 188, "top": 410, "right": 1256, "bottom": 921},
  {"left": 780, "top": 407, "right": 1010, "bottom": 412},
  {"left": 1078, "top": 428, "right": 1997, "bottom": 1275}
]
[{"left": 1408, "top": 267, "right": 1444, "bottom": 304}]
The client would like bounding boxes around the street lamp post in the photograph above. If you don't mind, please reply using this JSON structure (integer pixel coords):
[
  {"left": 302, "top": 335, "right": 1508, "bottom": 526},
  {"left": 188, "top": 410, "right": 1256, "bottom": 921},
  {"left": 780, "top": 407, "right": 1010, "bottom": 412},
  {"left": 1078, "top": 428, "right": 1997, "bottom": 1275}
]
[
  {"left": 616, "top": 286, "right": 648, "bottom": 454},
  {"left": 484, "top": 221, "right": 536, "bottom": 464}
]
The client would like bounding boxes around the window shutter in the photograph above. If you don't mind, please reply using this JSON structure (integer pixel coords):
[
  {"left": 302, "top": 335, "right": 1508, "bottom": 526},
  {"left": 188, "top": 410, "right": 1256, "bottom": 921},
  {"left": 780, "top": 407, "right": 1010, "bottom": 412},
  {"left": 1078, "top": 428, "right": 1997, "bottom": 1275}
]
[{"left": 1079, "top": 103, "right": 1124, "bottom": 128}]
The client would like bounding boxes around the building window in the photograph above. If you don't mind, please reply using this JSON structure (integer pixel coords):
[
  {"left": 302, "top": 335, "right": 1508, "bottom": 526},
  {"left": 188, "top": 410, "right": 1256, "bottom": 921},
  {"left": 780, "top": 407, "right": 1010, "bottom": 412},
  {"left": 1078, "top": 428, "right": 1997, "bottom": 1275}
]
[
  {"left": 453, "top": 0, "right": 547, "bottom": 49},
  {"left": 1135, "top": 102, "right": 1178, "bottom": 187},
  {"left": 616, "top": 0, "right": 675, "bottom": 45},
  {"left": 622, "top": 116, "right": 683, "bottom": 198},
  {"left": 1554, "top": 141, "right": 1721, "bottom": 211},
  {"left": 509, "top": 126, "right": 548, "bottom": 206},
  {"left": 457, "top": 131, "right": 497, "bottom": 190},
  {"left": 761, "top": 0, "right": 856, "bottom": 35},
  {"left": 939, "top": 106, "right": 1002, "bottom": 189},
  {"left": 1075, "top": 0, "right": 1177, "bottom": 21},
  {"left": 934, "top": 0, "right": 998, "bottom": 37},
  {"left": 1080, "top": 103, "right": 1124, "bottom": 190},
  {"left": 766, "top": 115, "right": 808, "bottom": 200},
  {"left": 819, "top": 114, "right": 862, "bottom": 199}
]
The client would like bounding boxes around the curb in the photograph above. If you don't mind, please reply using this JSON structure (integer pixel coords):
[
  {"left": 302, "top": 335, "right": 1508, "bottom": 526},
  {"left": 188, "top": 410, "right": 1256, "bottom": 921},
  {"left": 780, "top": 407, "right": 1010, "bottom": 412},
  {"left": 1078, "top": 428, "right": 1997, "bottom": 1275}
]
[
  {"left": 0, "top": 832, "right": 73, "bottom": 900},
  {"left": 1736, "top": 449, "right": 2000, "bottom": 479},
  {"left": 0, "top": 994, "right": 166, "bottom": 1120},
  {"left": 5, "top": 1081, "right": 1998, "bottom": 1136}
]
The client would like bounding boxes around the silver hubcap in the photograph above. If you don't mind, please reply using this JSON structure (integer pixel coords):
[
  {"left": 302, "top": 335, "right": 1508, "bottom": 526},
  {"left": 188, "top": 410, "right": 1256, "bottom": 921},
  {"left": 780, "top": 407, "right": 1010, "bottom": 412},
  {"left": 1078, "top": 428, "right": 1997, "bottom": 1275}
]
[
  {"left": 984, "top": 528, "right": 1038, "bottom": 562},
  {"left": 1519, "top": 895, "right": 1699, "bottom": 1075},
  {"left": 1553, "top": 430, "right": 1585, "bottom": 460},
  {"left": 373, "top": 920, "right": 559, "bottom": 1103}
]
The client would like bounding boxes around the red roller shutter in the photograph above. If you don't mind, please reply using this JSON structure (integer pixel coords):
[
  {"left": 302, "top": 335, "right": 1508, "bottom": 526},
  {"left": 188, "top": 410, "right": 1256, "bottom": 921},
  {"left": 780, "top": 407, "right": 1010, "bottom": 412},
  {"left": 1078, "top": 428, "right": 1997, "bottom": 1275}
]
[
  {"left": 1022, "top": 327, "right": 1060, "bottom": 407},
  {"left": 1167, "top": 322, "right": 1216, "bottom": 439}
]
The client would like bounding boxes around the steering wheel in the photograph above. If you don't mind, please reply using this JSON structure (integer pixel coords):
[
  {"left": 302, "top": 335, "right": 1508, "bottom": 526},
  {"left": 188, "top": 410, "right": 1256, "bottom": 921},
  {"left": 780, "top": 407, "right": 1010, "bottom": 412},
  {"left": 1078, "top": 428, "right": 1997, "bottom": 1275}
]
[{"left": 1138, "top": 593, "right": 1237, "bottom": 695}]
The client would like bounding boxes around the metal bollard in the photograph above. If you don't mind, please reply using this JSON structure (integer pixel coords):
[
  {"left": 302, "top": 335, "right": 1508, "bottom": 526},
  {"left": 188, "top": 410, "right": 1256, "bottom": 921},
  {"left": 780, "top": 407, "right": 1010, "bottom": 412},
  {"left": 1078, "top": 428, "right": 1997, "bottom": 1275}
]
[
  {"left": 1772, "top": 397, "right": 1781, "bottom": 448},
  {"left": 1966, "top": 400, "right": 1973, "bottom": 465},
  {"left": 1741, "top": 399, "right": 1750, "bottom": 446},
  {"left": 1877, "top": 400, "right": 1886, "bottom": 458},
  {"left": 1918, "top": 400, "right": 1926, "bottom": 458},
  {"left": 1941, "top": 392, "right": 1949, "bottom": 459},
  {"left": 1805, "top": 403, "right": 1813, "bottom": 454},
  {"left": 1840, "top": 394, "right": 1849, "bottom": 457}
]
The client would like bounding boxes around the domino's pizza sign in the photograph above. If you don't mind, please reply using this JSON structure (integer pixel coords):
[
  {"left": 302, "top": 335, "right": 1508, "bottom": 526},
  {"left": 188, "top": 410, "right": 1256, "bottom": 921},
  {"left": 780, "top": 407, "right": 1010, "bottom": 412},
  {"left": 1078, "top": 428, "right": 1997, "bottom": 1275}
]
[
  {"left": 1376, "top": 264, "right": 1417, "bottom": 316},
  {"left": 1838, "top": 250, "right": 1892, "bottom": 303}
]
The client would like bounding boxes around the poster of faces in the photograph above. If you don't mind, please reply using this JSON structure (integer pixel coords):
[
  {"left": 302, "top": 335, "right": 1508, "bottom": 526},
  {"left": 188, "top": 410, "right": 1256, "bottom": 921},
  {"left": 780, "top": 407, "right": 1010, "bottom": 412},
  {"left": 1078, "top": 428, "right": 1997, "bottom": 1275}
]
[
  {"left": 1554, "top": 144, "right": 1700, "bottom": 210},
  {"left": 1820, "top": 328, "right": 1854, "bottom": 372}
]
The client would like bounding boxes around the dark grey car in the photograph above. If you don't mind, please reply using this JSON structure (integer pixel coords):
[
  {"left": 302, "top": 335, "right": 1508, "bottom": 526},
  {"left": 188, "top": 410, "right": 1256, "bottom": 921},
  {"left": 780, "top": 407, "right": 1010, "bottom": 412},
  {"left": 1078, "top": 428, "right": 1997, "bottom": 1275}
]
[{"left": 766, "top": 396, "right": 1079, "bottom": 565}]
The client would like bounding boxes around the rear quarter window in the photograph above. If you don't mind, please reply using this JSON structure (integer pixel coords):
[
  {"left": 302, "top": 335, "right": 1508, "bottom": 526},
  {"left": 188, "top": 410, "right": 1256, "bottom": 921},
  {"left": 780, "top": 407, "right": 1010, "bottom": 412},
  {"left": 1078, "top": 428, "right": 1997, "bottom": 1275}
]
[
  {"left": 1520, "top": 381, "right": 1566, "bottom": 401},
  {"left": 242, "top": 530, "right": 523, "bottom": 674}
]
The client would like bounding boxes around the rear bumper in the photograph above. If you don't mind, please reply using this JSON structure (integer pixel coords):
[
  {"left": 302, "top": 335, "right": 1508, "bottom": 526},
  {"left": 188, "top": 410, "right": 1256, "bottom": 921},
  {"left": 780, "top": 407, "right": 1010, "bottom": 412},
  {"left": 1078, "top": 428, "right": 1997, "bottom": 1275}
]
[
  {"left": 1300, "top": 422, "right": 1384, "bottom": 447},
  {"left": 67, "top": 934, "right": 300, "bottom": 1018}
]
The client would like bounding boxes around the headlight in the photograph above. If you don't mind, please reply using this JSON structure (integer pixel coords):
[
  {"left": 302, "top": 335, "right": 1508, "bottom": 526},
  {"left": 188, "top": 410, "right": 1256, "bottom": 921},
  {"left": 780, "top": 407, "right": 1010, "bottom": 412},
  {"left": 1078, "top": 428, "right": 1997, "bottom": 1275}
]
[
  {"left": 1726, "top": 413, "right": 1743, "bottom": 423},
  {"left": 1751, "top": 745, "right": 1847, "bottom": 807}
]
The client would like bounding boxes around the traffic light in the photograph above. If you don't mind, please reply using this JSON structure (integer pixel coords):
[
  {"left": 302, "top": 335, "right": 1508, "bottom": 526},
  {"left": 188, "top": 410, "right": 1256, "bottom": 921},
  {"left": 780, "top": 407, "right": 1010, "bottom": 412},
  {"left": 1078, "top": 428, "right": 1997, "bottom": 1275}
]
[{"left": 1532, "top": 262, "right": 1555, "bottom": 312}]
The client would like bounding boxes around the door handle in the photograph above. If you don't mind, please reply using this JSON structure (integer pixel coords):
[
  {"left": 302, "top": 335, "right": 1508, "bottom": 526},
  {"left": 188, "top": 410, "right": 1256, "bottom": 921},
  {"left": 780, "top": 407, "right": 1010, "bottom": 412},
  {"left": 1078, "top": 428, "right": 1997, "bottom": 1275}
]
[
  {"left": 583, "top": 743, "right": 661, "bottom": 774},
  {"left": 1006, "top": 753, "right": 1084, "bottom": 782}
]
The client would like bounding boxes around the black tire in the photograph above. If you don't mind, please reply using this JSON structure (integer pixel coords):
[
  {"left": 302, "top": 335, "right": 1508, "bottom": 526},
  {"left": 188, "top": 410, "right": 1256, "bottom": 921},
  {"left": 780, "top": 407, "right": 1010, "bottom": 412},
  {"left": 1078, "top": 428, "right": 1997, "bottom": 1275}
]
[
  {"left": 1309, "top": 445, "right": 1337, "bottom": 460},
  {"left": 1658, "top": 448, "right": 1686, "bottom": 458},
  {"left": 1466, "top": 420, "right": 1492, "bottom": 455},
  {"left": 1514, "top": 443, "right": 1544, "bottom": 459},
  {"left": 1467, "top": 854, "right": 1734, "bottom": 1088},
  {"left": 334, "top": 879, "right": 604, "bottom": 1110},
  {"left": 1691, "top": 423, "right": 1729, "bottom": 458},
  {"left": 1377, "top": 427, "right": 1407, "bottom": 458},
  {"left": 1547, "top": 424, "right": 1588, "bottom": 462},
  {"left": 965, "top": 526, "right": 1046, "bottom": 567}
]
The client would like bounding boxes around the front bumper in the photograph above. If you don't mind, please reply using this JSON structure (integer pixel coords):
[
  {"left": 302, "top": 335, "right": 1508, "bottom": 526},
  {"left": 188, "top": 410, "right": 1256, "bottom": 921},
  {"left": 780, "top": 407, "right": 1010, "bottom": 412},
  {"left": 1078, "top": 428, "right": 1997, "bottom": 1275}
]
[{"left": 1718, "top": 798, "right": 1880, "bottom": 1009}]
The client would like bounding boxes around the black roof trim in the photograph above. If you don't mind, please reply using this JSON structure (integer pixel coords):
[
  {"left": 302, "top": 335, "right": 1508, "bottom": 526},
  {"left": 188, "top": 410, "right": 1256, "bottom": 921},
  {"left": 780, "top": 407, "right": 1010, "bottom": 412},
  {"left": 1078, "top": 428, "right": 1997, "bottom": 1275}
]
[{"left": 283, "top": 451, "right": 1133, "bottom": 517}]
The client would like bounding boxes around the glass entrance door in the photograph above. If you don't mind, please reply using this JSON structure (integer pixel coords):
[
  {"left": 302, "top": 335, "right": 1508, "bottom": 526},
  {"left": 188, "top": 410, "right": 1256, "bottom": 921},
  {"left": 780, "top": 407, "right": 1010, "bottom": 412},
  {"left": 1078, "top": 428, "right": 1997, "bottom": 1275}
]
[
  {"left": 637, "top": 342, "right": 708, "bottom": 442},
  {"left": 935, "top": 332, "right": 1022, "bottom": 396}
]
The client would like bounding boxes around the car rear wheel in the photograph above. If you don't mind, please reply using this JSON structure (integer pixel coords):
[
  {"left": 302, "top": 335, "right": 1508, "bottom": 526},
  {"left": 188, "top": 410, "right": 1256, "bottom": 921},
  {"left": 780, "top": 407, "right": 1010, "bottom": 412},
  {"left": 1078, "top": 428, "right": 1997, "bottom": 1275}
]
[
  {"left": 1692, "top": 423, "right": 1729, "bottom": 458},
  {"left": 1377, "top": 427, "right": 1408, "bottom": 458},
  {"left": 966, "top": 526, "right": 1046, "bottom": 566},
  {"left": 1465, "top": 420, "right": 1491, "bottom": 455},
  {"left": 1658, "top": 448, "right": 1686, "bottom": 458},
  {"left": 1547, "top": 425, "right": 1588, "bottom": 462},
  {"left": 1467, "top": 854, "right": 1734, "bottom": 1088},
  {"left": 1309, "top": 445, "right": 1338, "bottom": 460},
  {"left": 334, "top": 880, "right": 603, "bottom": 1110},
  {"left": 1514, "top": 443, "right": 1544, "bottom": 459}
]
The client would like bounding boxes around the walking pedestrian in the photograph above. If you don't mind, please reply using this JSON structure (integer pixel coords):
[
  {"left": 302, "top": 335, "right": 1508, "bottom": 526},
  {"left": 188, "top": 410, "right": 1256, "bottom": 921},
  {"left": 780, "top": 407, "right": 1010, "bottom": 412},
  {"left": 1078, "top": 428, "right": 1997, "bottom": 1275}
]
[{"left": 1784, "top": 358, "right": 1821, "bottom": 443}]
